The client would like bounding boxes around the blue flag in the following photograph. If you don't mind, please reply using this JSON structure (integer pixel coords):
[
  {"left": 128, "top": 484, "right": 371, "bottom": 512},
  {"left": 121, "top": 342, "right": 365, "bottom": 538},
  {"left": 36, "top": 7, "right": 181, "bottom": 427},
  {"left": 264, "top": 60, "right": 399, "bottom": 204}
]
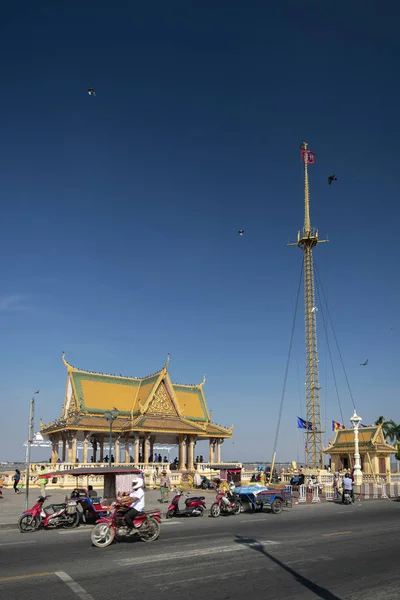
[{"left": 297, "top": 417, "right": 312, "bottom": 430}]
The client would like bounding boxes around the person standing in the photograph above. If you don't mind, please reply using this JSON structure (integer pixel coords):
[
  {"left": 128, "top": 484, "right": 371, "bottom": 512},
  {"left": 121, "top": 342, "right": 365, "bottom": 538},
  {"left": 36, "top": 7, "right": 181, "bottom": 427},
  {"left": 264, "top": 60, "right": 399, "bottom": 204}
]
[
  {"left": 35, "top": 465, "right": 48, "bottom": 497},
  {"left": 159, "top": 469, "right": 171, "bottom": 503},
  {"left": 13, "top": 469, "right": 21, "bottom": 494}
]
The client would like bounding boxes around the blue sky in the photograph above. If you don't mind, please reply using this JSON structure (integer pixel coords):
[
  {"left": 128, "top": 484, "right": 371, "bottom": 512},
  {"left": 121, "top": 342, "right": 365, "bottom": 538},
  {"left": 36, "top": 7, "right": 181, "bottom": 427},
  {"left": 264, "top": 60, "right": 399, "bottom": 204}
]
[{"left": 1, "top": 1, "right": 399, "bottom": 462}]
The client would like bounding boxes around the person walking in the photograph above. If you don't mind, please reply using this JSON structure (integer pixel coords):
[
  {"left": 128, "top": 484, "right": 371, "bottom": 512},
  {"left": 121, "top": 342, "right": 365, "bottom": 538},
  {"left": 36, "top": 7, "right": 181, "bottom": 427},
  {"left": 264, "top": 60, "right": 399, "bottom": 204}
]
[
  {"left": 159, "top": 469, "right": 171, "bottom": 503},
  {"left": 13, "top": 469, "right": 21, "bottom": 494}
]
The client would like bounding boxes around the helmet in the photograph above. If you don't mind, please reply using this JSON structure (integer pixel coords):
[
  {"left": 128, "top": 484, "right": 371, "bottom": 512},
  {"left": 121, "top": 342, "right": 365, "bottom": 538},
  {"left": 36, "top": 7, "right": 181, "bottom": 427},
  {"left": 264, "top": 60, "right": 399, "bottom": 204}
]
[{"left": 131, "top": 478, "right": 143, "bottom": 491}]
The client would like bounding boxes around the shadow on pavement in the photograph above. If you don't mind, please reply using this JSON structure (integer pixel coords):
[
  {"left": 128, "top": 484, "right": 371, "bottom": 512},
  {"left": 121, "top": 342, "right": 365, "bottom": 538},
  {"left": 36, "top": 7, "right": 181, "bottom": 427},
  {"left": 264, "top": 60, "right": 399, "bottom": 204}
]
[{"left": 234, "top": 535, "right": 342, "bottom": 600}]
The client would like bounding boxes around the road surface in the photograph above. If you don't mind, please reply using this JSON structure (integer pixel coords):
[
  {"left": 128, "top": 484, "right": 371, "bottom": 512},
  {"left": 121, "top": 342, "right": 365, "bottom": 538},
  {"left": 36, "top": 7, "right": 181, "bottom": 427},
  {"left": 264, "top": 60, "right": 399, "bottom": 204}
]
[{"left": 0, "top": 499, "right": 399, "bottom": 599}]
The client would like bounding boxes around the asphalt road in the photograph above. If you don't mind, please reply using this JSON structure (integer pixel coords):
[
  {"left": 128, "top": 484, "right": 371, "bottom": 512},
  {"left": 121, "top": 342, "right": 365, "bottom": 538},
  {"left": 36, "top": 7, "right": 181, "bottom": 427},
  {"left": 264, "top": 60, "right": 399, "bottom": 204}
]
[{"left": 0, "top": 499, "right": 399, "bottom": 600}]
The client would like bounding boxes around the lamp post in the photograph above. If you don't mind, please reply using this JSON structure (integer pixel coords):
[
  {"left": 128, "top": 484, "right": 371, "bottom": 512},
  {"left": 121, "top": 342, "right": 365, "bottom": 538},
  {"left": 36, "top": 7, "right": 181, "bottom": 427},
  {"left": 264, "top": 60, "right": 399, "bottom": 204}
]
[
  {"left": 25, "top": 391, "right": 39, "bottom": 511},
  {"left": 104, "top": 409, "right": 120, "bottom": 466},
  {"left": 350, "top": 409, "right": 363, "bottom": 486}
]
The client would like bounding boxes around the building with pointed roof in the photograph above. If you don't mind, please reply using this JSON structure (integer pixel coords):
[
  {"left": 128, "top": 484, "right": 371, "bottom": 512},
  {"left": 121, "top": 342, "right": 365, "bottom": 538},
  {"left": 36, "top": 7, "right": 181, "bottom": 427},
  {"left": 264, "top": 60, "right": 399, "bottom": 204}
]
[
  {"left": 41, "top": 354, "right": 232, "bottom": 469},
  {"left": 324, "top": 425, "right": 396, "bottom": 479}
]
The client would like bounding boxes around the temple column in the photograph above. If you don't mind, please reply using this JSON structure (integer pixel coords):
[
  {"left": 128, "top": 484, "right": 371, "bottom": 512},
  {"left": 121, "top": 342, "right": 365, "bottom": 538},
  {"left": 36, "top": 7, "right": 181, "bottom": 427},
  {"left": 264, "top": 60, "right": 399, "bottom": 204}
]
[
  {"left": 216, "top": 439, "right": 223, "bottom": 463},
  {"left": 187, "top": 435, "right": 196, "bottom": 470},
  {"left": 133, "top": 434, "right": 140, "bottom": 464},
  {"left": 92, "top": 437, "right": 98, "bottom": 463},
  {"left": 209, "top": 438, "right": 215, "bottom": 464},
  {"left": 178, "top": 435, "right": 187, "bottom": 470},
  {"left": 99, "top": 436, "right": 104, "bottom": 462},
  {"left": 83, "top": 432, "right": 90, "bottom": 464},
  {"left": 124, "top": 436, "right": 130, "bottom": 463},
  {"left": 150, "top": 436, "right": 155, "bottom": 461},
  {"left": 114, "top": 437, "right": 120, "bottom": 463},
  {"left": 62, "top": 436, "right": 67, "bottom": 462},
  {"left": 67, "top": 432, "right": 76, "bottom": 463},
  {"left": 143, "top": 433, "right": 150, "bottom": 464},
  {"left": 50, "top": 434, "right": 59, "bottom": 464}
]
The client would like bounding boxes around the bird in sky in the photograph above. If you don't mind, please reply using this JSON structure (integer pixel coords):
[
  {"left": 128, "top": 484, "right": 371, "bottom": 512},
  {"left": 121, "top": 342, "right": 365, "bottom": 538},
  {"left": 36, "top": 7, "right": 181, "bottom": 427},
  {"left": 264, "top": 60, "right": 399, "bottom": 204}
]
[
  {"left": 88, "top": 88, "right": 96, "bottom": 96},
  {"left": 328, "top": 174, "right": 337, "bottom": 185},
  {"left": 360, "top": 359, "right": 368, "bottom": 366},
  {"left": 34, "top": 390, "right": 40, "bottom": 394},
  {"left": 237, "top": 230, "right": 244, "bottom": 236}
]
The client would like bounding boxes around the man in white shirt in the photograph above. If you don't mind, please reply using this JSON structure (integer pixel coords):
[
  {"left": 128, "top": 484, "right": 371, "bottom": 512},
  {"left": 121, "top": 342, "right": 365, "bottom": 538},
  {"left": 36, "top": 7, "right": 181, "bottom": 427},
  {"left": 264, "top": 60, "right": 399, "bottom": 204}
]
[
  {"left": 342, "top": 473, "right": 354, "bottom": 503},
  {"left": 123, "top": 478, "right": 145, "bottom": 532}
]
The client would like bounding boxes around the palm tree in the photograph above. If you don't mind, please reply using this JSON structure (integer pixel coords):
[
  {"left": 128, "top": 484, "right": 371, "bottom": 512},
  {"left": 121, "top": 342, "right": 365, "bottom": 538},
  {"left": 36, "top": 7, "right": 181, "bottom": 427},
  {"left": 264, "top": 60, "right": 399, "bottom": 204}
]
[
  {"left": 387, "top": 420, "right": 400, "bottom": 444},
  {"left": 375, "top": 417, "right": 400, "bottom": 443}
]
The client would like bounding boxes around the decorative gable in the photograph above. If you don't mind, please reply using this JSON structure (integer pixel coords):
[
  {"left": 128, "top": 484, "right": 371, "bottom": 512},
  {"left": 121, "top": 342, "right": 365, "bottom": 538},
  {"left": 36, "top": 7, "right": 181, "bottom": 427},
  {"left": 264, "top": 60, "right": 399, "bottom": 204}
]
[{"left": 145, "top": 381, "right": 178, "bottom": 417}]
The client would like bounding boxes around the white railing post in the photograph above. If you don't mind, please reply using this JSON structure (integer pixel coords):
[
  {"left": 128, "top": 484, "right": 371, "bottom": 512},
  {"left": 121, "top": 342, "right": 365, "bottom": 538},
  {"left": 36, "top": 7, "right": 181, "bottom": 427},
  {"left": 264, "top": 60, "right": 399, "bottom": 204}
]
[
  {"left": 373, "top": 484, "right": 378, "bottom": 498},
  {"left": 325, "top": 486, "right": 334, "bottom": 501},
  {"left": 312, "top": 485, "right": 320, "bottom": 503},
  {"left": 364, "top": 483, "right": 370, "bottom": 500},
  {"left": 381, "top": 483, "right": 388, "bottom": 499},
  {"left": 299, "top": 484, "right": 307, "bottom": 503},
  {"left": 389, "top": 483, "right": 395, "bottom": 498}
]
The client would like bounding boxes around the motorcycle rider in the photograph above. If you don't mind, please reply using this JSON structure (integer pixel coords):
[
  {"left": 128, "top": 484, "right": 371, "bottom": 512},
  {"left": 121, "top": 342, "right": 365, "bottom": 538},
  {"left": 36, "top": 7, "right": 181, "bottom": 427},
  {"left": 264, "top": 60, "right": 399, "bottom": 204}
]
[
  {"left": 342, "top": 473, "right": 354, "bottom": 503},
  {"left": 122, "top": 478, "right": 145, "bottom": 534}
]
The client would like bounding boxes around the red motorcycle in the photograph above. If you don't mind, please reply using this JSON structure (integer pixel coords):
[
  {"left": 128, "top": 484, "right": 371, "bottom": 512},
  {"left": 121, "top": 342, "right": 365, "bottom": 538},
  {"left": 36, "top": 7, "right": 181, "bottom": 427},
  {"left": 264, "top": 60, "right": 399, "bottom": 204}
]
[
  {"left": 18, "top": 495, "right": 79, "bottom": 532},
  {"left": 91, "top": 501, "right": 161, "bottom": 548},
  {"left": 166, "top": 489, "right": 206, "bottom": 518},
  {"left": 210, "top": 490, "right": 241, "bottom": 518}
]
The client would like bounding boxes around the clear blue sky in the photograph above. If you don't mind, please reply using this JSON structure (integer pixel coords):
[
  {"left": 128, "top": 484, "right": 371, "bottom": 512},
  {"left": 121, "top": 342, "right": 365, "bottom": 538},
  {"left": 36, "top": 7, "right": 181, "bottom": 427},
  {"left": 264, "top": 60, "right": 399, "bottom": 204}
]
[{"left": 1, "top": 1, "right": 399, "bottom": 462}]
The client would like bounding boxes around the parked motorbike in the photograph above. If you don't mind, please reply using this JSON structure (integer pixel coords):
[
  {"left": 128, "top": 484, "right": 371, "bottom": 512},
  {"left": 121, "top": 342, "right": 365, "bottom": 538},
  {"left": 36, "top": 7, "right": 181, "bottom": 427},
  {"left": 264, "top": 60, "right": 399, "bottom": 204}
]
[
  {"left": 19, "top": 495, "right": 79, "bottom": 532},
  {"left": 210, "top": 490, "right": 241, "bottom": 518},
  {"left": 91, "top": 501, "right": 161, "bottom": 548},
  {"left": 166, "top": 489, "right": 206, "bottom": 518}
]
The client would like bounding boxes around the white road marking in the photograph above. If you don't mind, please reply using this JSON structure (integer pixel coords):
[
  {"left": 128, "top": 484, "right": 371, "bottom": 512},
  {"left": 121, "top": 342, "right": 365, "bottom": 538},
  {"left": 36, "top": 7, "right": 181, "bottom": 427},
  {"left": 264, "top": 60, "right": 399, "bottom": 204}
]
[
  {"left": 154, "top": 566, "right": 266, "bottom": 587},
  {"left": 55, "top": 571, "right": 95, "bottom": 600},
  {"left": 0, "top": 541, "right": 36, "bottom": 547},
  {"left": 115, "top": 539, "right": 281, "bottom": 566},
  {"left": 161, "top": 521, "right": 182, "bottom": 525},
  {"left": 239, "top": 518, "right": 266, "bottom": 523}
]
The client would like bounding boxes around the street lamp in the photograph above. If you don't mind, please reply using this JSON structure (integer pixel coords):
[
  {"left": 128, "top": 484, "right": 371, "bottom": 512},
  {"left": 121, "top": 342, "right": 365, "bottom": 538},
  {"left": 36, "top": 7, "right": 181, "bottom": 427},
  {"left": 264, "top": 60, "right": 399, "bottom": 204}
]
[
  {"left": 104, "top": 409, "right": 120, "bottom": 466},
  {"left": 25, "top": 391, "right": 39, "bottom": 510},
  {"left": 350, "top": 409, "right": 363, "bottom": 486}
]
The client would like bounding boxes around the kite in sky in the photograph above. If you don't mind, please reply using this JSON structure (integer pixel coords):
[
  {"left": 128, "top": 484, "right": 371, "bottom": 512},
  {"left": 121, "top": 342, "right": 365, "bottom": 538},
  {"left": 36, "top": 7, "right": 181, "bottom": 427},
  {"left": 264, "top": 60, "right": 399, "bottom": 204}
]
[{"left": 88, "top": 88, "right": 96, "bottom": 96}]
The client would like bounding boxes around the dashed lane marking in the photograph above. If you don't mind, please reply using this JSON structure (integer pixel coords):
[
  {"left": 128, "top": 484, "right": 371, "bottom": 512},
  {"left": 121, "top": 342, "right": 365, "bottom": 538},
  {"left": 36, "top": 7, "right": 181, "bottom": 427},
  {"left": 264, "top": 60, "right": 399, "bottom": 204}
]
[
  {"left": 322, "top": 530, "right": 353, "bottom": 537},
  {"left": 115, "top": 539, "right": 281, "bottom": 566}
]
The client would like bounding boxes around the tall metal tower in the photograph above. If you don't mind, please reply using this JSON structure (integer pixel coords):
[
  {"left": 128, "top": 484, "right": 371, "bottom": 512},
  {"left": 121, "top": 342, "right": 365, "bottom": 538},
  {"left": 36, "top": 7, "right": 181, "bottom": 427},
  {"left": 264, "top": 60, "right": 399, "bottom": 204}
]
[{"left": 289, "top": 142, "right": 327, "bottom": 468}]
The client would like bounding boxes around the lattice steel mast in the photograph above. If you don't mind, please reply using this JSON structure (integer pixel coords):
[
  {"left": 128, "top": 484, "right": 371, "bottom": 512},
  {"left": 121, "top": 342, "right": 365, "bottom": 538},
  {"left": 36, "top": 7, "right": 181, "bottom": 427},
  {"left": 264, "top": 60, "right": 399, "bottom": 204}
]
[{"left": 289, "top": 142, "right": 327, "bottom": 468}]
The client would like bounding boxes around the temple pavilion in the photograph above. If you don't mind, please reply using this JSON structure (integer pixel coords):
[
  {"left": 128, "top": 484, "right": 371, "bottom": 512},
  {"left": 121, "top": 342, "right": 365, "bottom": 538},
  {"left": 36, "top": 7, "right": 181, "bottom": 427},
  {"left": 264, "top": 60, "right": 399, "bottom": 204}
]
[
  {"left": 40, "top": 354, "right": 232, "bottom": 469},
  {"left": 324, "top": 425, "right": 396, "bottom": 478}
]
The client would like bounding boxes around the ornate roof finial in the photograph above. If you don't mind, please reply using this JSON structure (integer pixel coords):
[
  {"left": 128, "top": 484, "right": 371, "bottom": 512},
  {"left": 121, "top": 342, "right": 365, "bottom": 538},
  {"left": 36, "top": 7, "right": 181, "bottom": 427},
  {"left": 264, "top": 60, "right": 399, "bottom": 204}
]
[
  {"left": 62, "top": 351, "right": 71, "bottom": 370},
  {"left": 164, "top": 353, "right": 170, "bottom": 370},
  {"left": 199, "top": 374, "right": 206, "bottom": 388}
]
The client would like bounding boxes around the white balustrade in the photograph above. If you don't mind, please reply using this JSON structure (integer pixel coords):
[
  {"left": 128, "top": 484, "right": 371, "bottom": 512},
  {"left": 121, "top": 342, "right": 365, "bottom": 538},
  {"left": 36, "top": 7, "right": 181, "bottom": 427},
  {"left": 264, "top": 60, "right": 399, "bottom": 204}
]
[{"left": 298, "top": 484, "right": 307, "bottom": 503}]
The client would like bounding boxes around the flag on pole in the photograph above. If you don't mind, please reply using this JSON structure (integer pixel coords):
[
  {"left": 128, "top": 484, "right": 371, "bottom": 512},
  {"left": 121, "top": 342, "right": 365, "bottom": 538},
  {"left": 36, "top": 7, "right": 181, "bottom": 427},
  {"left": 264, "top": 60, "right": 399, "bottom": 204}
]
[
  {"left": 297, "top": 417, "right": 313, "bottom": 430},
  {"left": 332, "top": 420, "right": 346, "bottom": 431}
]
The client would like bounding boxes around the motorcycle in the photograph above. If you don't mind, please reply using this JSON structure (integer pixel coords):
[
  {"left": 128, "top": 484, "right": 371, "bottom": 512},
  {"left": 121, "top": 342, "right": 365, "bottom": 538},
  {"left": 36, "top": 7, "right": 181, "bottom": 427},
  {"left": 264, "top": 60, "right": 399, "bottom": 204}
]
[
  {"left": 166, "top": 489, "right": 206, "bottom": 518},
  {"left": 342, "top": 488, "right": 354, "bottom": 505},
  {"left": 19, "top": 495, "right": 79, "bottom": 532},
  {"left": 91, "top": 501, "right": 161, "bottom": 548},
  {"left": 210, "top": 490, "right": 241, "bottom": 518}
]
